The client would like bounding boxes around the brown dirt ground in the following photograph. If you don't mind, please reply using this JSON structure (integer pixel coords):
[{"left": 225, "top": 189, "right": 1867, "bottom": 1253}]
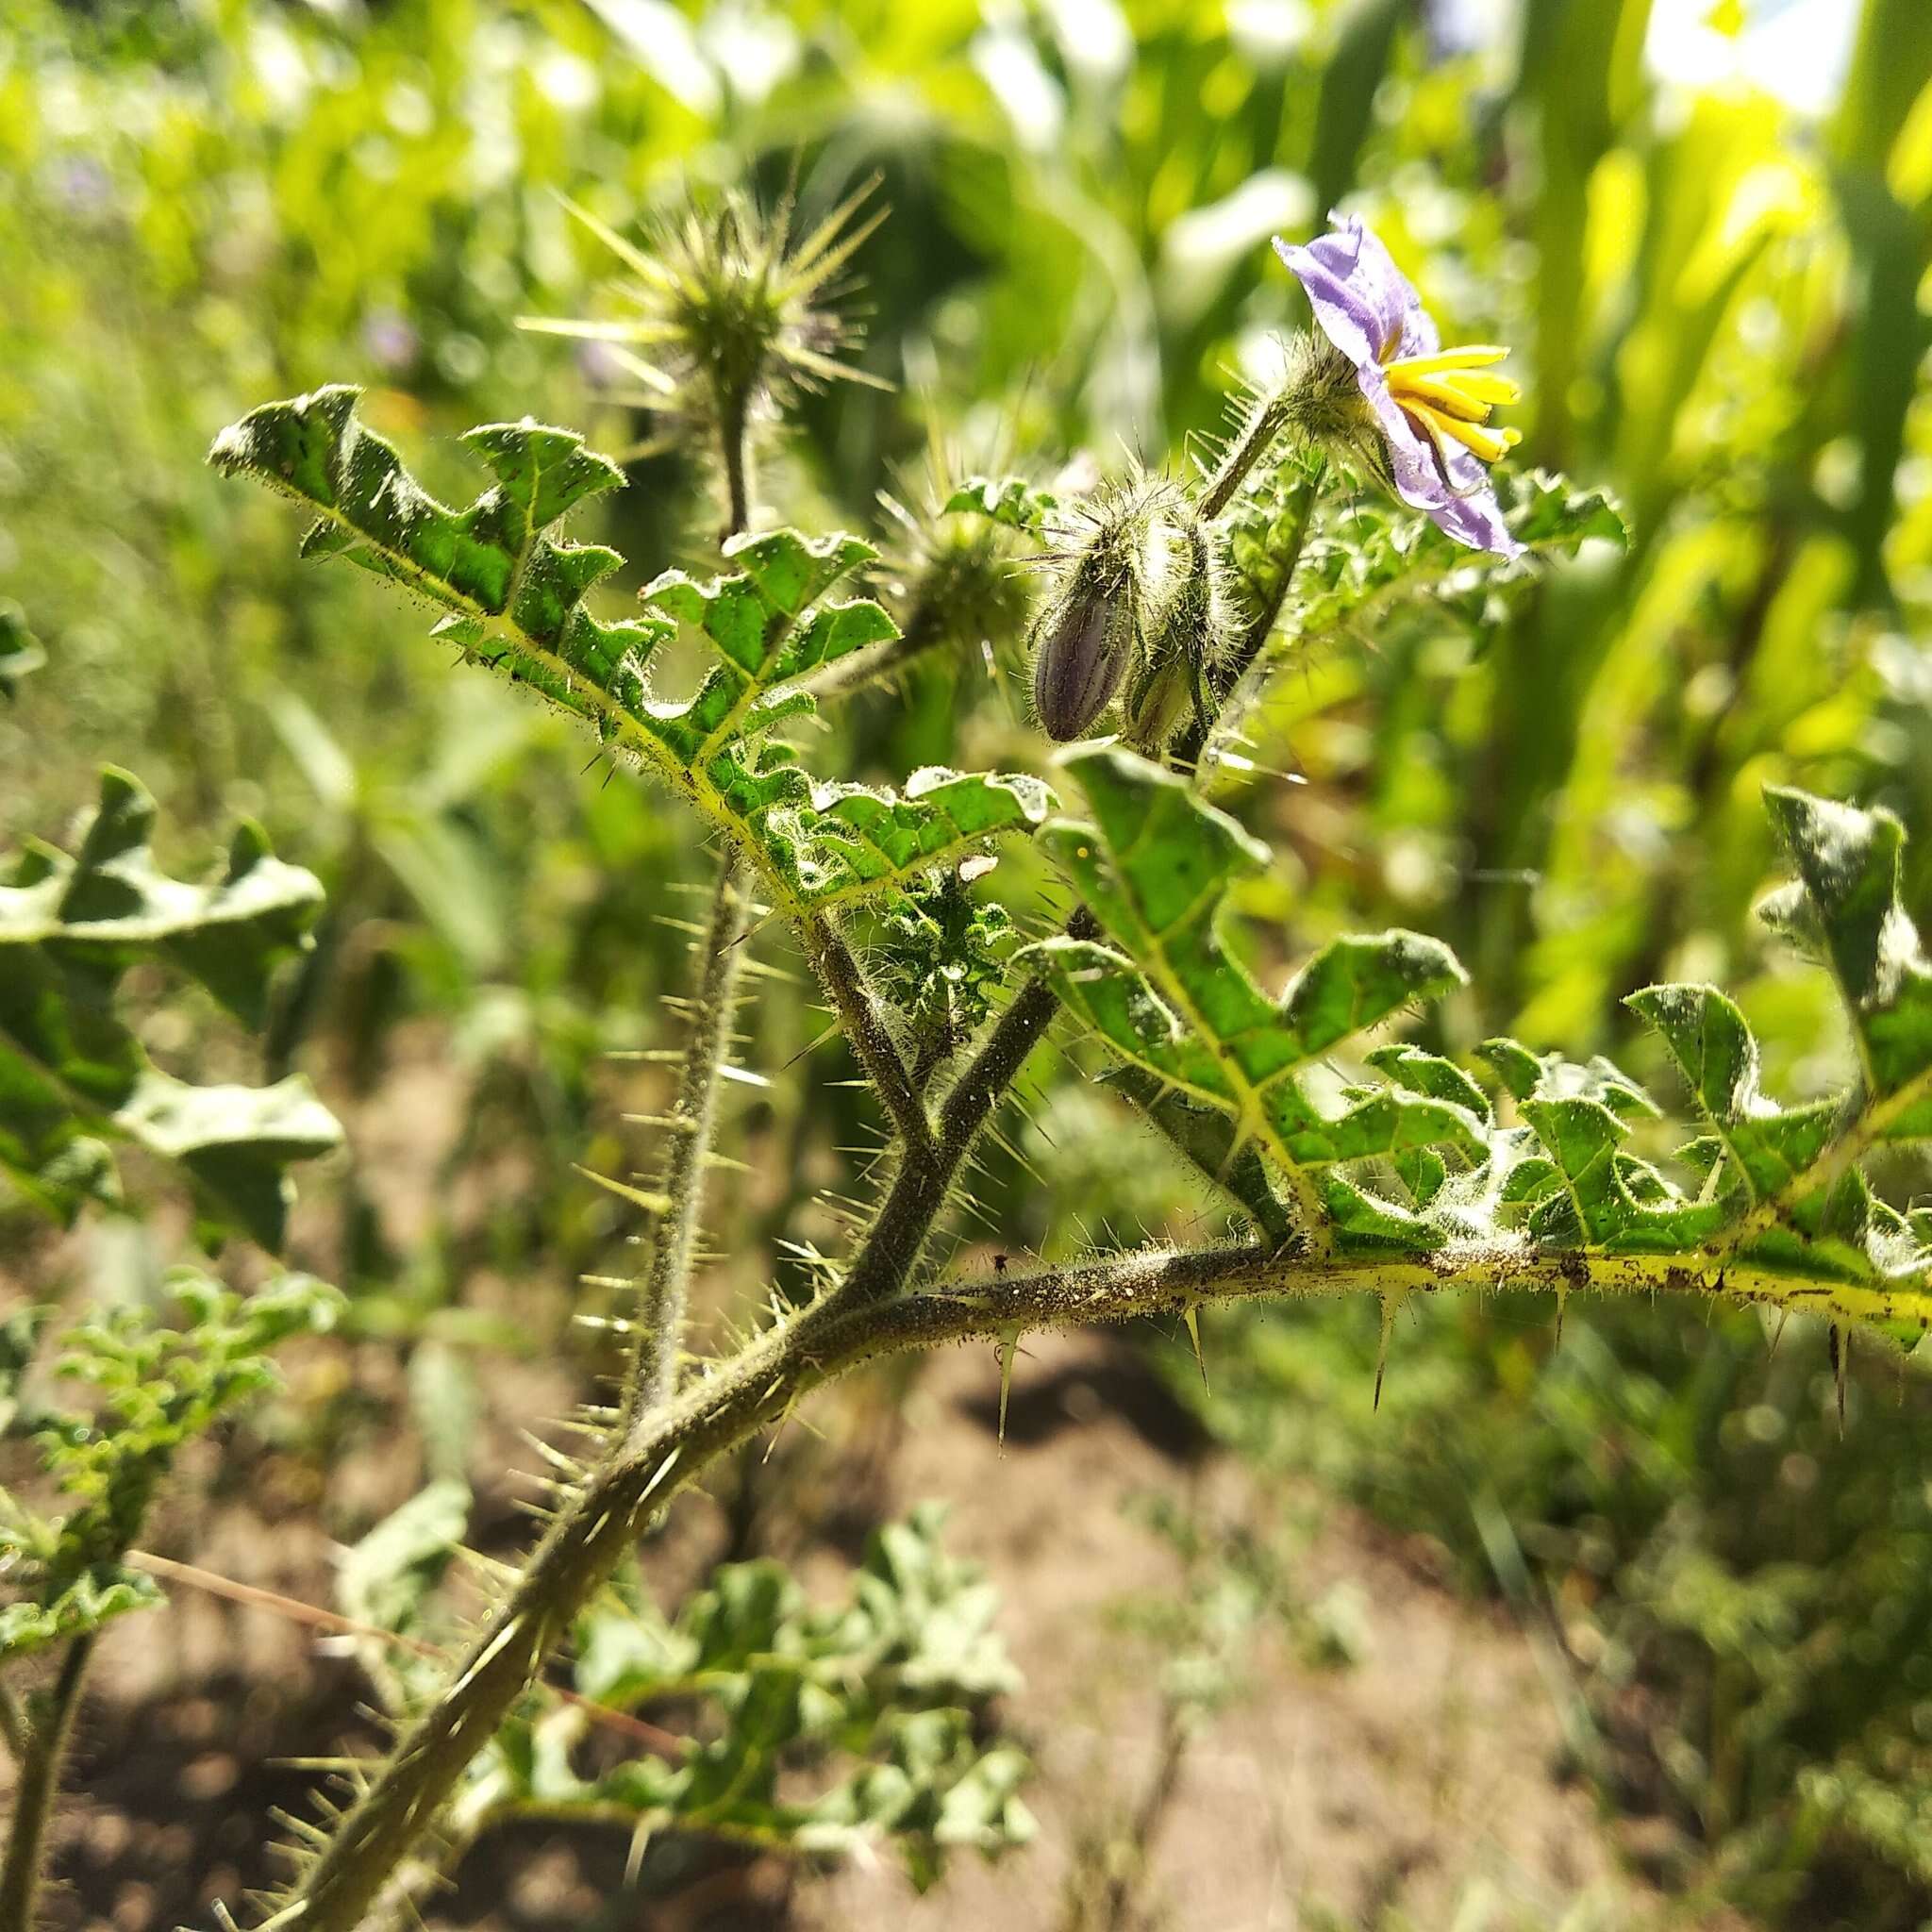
[{"left": 8, "top": 1313, "right": 1748, "bottom": 1932}]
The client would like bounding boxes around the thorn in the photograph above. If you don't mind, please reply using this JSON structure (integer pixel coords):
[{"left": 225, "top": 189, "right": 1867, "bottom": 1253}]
[
  {"left": 1183, "top": 1304, "right": 1208, "bottom": 1391},
  {"left": 996, "top": 1324, "right": 1022, "bottom": 1453},
  {"left": 1830, "top": 1322, "right": 1847, "bottom": 1437},
  {"left": 574, "top": 1164, "right": 672, "bottom": 1214},
  {"left": 1374, "top": 1291, "right": 1403, "bottom": 1414},
  {"left": 625, "top": 1820, "right": 655, "bottom": 1890},
  {"left": 1554, "top": 1284, "right": 1567, "bottom": 1349}
]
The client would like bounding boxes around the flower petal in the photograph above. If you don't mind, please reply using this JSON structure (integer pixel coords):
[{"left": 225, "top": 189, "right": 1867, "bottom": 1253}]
[
  {"left": 1275, "top": 211, "right": 1440, "bottom": 369},
  {"left": 1358, "top": 369, "right": 1524, "bottom": 558}
]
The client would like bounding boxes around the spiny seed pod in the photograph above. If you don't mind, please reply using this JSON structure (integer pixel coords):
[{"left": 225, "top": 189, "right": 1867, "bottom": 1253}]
[
  {"left": 520, "top": 177, "right": 887, "bottom": 530},
  {"left": 877, "top": 447, "right": 1038, "bottom": 666},
  {"left": 1029, "top": 480, "right": 1173, "bottom": 742}
]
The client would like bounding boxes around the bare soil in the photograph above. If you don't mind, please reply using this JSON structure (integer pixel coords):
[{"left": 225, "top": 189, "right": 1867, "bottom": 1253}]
[{"left": 10, "top": 1316, "right": 1743, "bottom": 1932}]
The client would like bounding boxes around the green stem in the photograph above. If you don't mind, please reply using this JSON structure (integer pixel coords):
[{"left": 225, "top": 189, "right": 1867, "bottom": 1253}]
[
  {"left": 624, "top": 383, "right": 760, "bottom": 1435},
  {"left": 717, "top": 388, "right": 755, "bottom": 540},
  {"left": 836, "top": 907, "right": 1096, "bottom": 1307},
  {"left": 1173, "top": 460, "right": 1324, "bottom": 776},
  {"left": 257, "top": 924, "right": 1083, "bottom": 1931},
  {"left": 1197, "top": 391, "right": 1295, "bottom": 521},
  {"left": 0, "top": 1681, "right": 26, "bottom": 1761},
  {"left": 801, "top": 915, "right": 934, "bottom": 1153},
  {"left": 623, "top": 848, "right": 750, "bottom": 1435},
  {"left": 0, "top": 1635, "right": 94, "bottom": 1932}
]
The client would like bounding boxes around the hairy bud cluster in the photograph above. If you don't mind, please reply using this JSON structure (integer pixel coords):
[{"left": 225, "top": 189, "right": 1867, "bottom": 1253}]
[
  {"left": 882, "top": 466, "right": 1037, "bottom": 668},
  {"left": 1029, "top": 480, "right": 1233, "bottom": 752},
  {"left": 1124, "top": 517, "right": 1228, "bottom": 753}
]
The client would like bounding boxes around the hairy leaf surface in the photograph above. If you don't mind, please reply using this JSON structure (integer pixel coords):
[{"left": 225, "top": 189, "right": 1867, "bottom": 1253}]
[
  {"left": 212, "top": 390, "right": 1052, "bottom": 913},
  {"left": 1036, "top": 752, "right": 1932, "bottom": 1330}
]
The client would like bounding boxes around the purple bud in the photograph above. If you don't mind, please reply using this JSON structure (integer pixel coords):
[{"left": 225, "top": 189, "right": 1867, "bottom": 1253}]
[{"left": 1032, "top": 580, "right": 1129, "bottom": 741}]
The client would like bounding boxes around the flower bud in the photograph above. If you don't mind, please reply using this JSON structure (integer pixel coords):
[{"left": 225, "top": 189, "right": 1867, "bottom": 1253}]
[
  {"left": 1028, "top": 479, "right": 1171, "bottom": 742},
  {"left": 1124, "top": 517, "right": 1221, "bottom": 754},
  {"left": 1031, "top": 565, "right": 1136, "bottom": 741}
]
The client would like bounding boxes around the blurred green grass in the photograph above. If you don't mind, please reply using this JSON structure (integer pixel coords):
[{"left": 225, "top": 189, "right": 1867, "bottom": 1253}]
[{"left": 4, "top": 0, "right": 1932, "bottom": 1923}]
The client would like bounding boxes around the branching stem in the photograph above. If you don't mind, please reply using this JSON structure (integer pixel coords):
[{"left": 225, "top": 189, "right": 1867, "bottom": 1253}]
[
  {"left": 254, "top": 1220, "right": 1895, "bottom": 1932},
  {"left": 258, "top": 912, "right": 1095, "bottom": 1931}
]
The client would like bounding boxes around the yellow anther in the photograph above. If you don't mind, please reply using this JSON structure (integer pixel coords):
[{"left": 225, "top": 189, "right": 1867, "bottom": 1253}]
[
  {"left": 1384, "top": 341, "right": 1522, "bottom": 466},
  {"left": 1389, "top": 369, "right": 1522, "bottom": 419},
  {"left": 1407, "top": 402, "right": 1523, "bottom": 466},
  {"left": 1382, "top": 343, "right": 1510, "bottom": 375}
]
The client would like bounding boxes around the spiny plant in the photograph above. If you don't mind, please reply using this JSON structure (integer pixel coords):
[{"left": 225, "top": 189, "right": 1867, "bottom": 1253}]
[
  {"left": 325, "top": 1488, "right": 1030, "bottom": 1908},
  {"left": 0, "top": 1274, "right": 344, "bottom": 1928},
  {"left": 147, "top": 188, "right": 1932, "bottom": 1928}
]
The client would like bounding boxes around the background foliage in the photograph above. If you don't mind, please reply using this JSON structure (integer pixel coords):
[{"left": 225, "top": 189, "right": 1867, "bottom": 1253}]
[{"left": 5, "top": 0, "right": 1932, "bottom": 1927}]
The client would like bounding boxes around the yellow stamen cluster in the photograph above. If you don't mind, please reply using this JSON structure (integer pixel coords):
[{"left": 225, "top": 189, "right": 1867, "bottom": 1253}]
[{"left": 1383, "top": 343, "right": 1523, "bottom": 466}]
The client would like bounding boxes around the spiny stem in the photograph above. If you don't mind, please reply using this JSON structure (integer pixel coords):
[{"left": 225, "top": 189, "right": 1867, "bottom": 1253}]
[
  {"left": 1196, "top": 388, "right": 1294, "bottom": 521},
  {"left": 1174, "top": 460, "right": 1324, "bottom": 775},
  {"left": 253, "top": 915, "right": 1091, "bottom": 1932},
  {"left": 623, "top": 848, "right": 750, "bottom": 1434},
  {"left": 0, "top": 1634, "right": 94, "bottom": 1932},
  {"left": 836, "top": 904, "right": 1097, "bottom": 1307},
  {"left": 802, "top": 915, "right": 934, "bottom": 1154},
  {"left": 242, "top": 1224, "right": 1892, "bottom": 1930}
]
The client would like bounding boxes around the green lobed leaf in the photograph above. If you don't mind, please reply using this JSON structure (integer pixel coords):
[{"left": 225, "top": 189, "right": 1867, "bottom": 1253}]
[
  {"left": 1034, "top": 769, "right": 1932, "bottom": 1321},
  {"left": 1290, "top": 468, "right": 1628, "bottom": 650},
  {"left": 212, "top": 389, "right": 1052, "bottom": 914},
  {"left": 1759, "top": 787, "right": 1932, "bottom": 1141},
  {"left": 467, "top": 1505, "right": 1029, "bottom": 1885},
  {"left": 1024, "top": 745, "right": 1481, "bottom": 1243},
  {"left": 0, "top": 769, "right": 341, "bottom": 1246},
  {"left": 4, "top": 1274, "right": 341, "bottom": 1660},
  {"left": 1626, "top": 984, "right": 1840, "bottom": 1202},
  {"left": 0, "top": 1565, "right": 163, "bottom": 1662}
]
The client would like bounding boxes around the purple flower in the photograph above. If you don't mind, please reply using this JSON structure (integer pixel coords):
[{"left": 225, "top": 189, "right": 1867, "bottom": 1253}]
[
  {"left": 359, "top": 308, "right": 420, "bottom": 375},
  {"left": 1274, "top": 214, "right": 1524, "bottom": 558}
]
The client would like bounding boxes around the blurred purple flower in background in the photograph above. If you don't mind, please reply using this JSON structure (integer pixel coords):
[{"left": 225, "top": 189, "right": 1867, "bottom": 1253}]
[{"left": 359, "top": 308, "right": 419, "bottom": 375}]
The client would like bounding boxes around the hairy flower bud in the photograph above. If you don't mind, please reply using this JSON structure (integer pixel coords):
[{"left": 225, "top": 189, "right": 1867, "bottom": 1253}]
[
  {"left": 1124, "top": 516, "right": 1224, "bottom": 754},
  {"left": 1031, "top": 567, "right": 1135, "bottom": 741},
  {"left": 1028, "top": 479, "right": 1172, "bottom": 742}
]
